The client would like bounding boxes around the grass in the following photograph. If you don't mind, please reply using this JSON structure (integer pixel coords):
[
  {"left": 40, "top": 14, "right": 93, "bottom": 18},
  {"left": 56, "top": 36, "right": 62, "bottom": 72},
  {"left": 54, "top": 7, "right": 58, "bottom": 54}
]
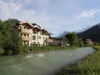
[
  {"left": 28, "top": 45, "right": 78, "bottom": 53},
  {"left": 55, "top": 46, "right": 100, "bottom": 75}
]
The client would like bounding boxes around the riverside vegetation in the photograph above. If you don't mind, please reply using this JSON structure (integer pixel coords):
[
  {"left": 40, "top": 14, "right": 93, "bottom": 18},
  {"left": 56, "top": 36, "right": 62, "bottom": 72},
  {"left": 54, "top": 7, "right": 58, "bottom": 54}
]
[
  {"left": 0, "top": 19, "right": 99, "bottom": 75},
  {"left": 0, "top": 19, "right": 93, "bottom": 56},
  {"left": 55, "top": 46, "right": 100, "bottom": 75},
  {"left": 0, "top": 19, "right": 80, "bottom": 56}
]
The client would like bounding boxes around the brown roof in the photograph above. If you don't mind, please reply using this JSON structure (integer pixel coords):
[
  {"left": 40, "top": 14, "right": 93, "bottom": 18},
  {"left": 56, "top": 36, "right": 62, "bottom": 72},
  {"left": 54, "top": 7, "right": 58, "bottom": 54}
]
[
  {"left": 18, "top": 21, "right": 52, "bottom": 35},
  {"left": 19, "top": 22, "right": 33, "bottom": 28}
]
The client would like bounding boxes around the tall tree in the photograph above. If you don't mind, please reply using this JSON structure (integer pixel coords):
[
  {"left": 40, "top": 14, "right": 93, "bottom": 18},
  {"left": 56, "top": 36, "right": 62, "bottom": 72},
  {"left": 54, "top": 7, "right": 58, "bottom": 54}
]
[
  {"left": 65, "top": 32, "right": 78, "bottom": 46},
  {"left": 0, "top": 19, "right": 21, "bottom": 55}
]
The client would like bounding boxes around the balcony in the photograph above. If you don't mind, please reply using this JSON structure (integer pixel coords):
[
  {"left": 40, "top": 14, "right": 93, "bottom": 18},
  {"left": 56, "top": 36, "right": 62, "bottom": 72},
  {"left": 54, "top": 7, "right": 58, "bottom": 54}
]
[
  {"left": 46, "top": 38, "right": 53, "bottom": 43},
  {"left": 21, "top": 36, "right": 32, "bottom": 41},
  {"left": 21, "top": 29, "right": 32, "bottom": 34}
]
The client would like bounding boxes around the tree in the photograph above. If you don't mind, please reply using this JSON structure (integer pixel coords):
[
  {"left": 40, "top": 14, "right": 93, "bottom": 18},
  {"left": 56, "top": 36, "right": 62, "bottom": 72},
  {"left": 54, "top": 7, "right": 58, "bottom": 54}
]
[
  {"left": 0, "top": 48, "right": 5, "bottom": 55},
  {"left": 0, "top": 19, "right": 21, "bottom": 55},
  {"left": 65, "top": 32, "right": 78, "bottom": 46},
  {"left": 63, "top": 36, "right": 68, "bottom": 43},
  {"left": 82, "top": 38, "right": 87, "bottom": 44}
]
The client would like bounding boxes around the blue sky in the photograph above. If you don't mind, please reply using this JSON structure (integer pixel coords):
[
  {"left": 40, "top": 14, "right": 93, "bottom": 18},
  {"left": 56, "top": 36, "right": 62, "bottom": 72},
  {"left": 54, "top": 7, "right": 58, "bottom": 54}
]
[{"left": 0, "top": 0, "right": 100, "bottom": 36}]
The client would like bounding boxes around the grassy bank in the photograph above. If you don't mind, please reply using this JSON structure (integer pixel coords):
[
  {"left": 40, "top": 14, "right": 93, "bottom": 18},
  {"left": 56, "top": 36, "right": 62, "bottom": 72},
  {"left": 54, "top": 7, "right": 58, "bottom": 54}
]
[
  {"left": 55, "top": 46, "right": 100, "bottom": 75},
  {"left": 21, "top": 45, "right": 78, "bottom": 54}
]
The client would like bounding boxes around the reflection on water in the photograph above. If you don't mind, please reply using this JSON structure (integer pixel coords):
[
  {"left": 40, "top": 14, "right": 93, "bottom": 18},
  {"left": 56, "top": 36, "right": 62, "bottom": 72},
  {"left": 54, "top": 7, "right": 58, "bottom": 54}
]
[{"left": 0, "top": 47, "right": 95, "bottom": 75}]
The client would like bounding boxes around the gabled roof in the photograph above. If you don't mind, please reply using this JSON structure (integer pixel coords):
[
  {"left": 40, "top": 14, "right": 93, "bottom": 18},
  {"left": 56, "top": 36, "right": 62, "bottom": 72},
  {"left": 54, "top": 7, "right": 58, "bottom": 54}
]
[
  {"left": 32, "top": 23, "right": 41, "bottom": 29},
  {"left": 19, "top": 21, "right": 33, "bottom": 28},
  {"left": 18, "top": 21, "right": 52, "bottom": 35}
]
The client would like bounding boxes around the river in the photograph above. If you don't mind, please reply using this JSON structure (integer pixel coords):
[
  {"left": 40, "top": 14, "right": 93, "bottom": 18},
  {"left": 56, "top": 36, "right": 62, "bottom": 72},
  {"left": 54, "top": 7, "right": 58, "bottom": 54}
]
[{"left": 0, "top": 47, "right": 95, "bottom": 75}]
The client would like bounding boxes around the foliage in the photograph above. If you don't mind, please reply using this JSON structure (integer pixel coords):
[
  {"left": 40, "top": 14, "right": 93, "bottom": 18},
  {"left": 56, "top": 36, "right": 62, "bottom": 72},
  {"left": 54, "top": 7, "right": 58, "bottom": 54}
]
[
  {"left": 65, "top": 32, "right": 78, "bottom": 46},
  {"left": 21, "top": 44, "right": 30, "bottom": 52},
  {"left": 5, "top": 50, "right": 13, "bottom": 55},
  {"left": 62, "top": 36, "right": 68, "bottom": 44},
  {"left": 0, "top": 19, "right": 21, "bottom": 55},
  {"left": 0, "top": 48, "right": 5, "bottom": 55},
  {"left": 78, "top": 23, "right": 100, "bottom": 42},
  {"left": 78, "top": 41, "right": 84, "bottom": 47}
]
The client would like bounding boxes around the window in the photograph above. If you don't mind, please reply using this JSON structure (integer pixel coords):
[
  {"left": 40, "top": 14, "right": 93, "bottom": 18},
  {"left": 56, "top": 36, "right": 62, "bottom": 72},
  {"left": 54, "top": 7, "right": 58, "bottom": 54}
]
[
  {"left": 40, "top": 32, "right": 42, "bottom": 35},
  {"left": 33, "top": 31, "right": 36, "bottom": 34},
  {"left": 38, "top": 36, "right": 41, "bottom": 39},
  {"left": 21, "top": 34, "right": 22, "bottom": 36},
  {"left": 24, "top": 27, "right": 26, "bottom": 29},
  {"left": 24, "top": 41, "right": 26, "bottom": 44},
  {"left": 24, "top": 34, "right": 26, "bottom": 36},
  {"left": 33, "top": 36, "right": 36, "bottom": 40},
  {"left": 27, "top": 34, "right": 29, "bottom": 37}
]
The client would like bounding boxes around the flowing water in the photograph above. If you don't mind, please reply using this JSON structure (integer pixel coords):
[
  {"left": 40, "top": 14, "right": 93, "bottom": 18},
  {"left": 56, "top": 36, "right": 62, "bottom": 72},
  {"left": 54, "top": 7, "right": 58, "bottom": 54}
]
[{"left": 0, "top": 47, "right": 95, "bottom": 75}]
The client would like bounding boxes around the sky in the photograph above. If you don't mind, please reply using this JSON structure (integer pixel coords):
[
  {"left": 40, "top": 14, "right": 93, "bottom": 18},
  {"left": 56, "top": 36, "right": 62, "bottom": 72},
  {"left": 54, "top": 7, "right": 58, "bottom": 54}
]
[{"left": 0, "top": 0, "right": 100, "bottom": 36}]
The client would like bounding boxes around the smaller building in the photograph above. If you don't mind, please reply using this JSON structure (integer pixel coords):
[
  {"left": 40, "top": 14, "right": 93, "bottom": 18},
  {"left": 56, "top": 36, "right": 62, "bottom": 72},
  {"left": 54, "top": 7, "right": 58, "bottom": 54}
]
[
  {"left": 86, "top": 39, "right": 93, "bottom": 45},
  {"left": 78, "top": 38, "right": 93, "bottom": 46}
]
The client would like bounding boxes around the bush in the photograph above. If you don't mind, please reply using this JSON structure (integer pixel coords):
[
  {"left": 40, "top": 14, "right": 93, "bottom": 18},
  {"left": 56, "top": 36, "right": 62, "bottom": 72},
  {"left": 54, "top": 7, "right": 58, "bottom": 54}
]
[
  {"left": 0, "top": 48, "right": 5, "bottom": 55},
  {"left": 22, "top": 44, "right": 30, "bottom": 52},
  {"left": 6, "top": 50, "right": 13, "bottom": 55}
]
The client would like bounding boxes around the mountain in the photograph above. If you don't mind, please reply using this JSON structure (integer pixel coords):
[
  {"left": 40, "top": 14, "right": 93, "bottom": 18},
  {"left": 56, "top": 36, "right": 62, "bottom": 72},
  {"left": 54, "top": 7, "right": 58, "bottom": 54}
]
[
  {"left": 78, "top": 23, "right": 100, "bottom": 42},
  {"left": 57, "top": 31, "right": 69, "bottom": 38}
]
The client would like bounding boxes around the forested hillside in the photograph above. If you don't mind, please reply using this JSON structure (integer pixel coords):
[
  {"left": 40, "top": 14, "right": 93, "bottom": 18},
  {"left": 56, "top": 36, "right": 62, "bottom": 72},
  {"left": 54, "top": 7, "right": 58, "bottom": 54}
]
[{"left": 78, "top": 23, "right": 100, "bottom": 43}]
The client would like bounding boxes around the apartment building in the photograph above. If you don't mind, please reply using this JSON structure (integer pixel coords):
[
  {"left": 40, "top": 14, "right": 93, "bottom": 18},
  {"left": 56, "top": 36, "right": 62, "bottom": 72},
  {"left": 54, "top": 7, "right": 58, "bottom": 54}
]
[{"left": 16, "top": 21, "right": 51, "bottom": 46}]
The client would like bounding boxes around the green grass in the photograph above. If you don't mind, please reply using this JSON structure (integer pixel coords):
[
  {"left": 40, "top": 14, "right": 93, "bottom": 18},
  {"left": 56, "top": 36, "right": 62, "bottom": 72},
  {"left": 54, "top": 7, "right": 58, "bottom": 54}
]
[
  {"left": 55, "top": 46, "right": 100, "bottom": 75},
  {"left": 29, "top": 45, "right": 78, "bottom": 53}
]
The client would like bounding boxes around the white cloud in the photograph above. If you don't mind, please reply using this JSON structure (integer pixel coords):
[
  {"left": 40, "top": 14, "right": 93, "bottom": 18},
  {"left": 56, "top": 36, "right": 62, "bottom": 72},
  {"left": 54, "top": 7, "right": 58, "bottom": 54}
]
[
  {"left": 0, "top": 0, "right": 56, "bottom": 35},
  {"left": 0, "top": 0, "right": 23, "bottom": 20},
  {"left": 76, "top": 9, "right": 100, "bottom": 20},
  {"left": 0, "top": 0, "right": 48, "bottom": 23},
  {"left": 1, "top": 0, "right": 100, "bottom": 36}
]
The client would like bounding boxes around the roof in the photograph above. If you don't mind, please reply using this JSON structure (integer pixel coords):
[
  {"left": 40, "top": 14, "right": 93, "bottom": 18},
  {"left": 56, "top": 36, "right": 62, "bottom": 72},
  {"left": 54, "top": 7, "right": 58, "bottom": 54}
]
[
  {"left": 19, "top": 21, "right": 33, "bottom": 28},
  {"left": 19, "top": 21, "right": 52, "bottom": 35}
]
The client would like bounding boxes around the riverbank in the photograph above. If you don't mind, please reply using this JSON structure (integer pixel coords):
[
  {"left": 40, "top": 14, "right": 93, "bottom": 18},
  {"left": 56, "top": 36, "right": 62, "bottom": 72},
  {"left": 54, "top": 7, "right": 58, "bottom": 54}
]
[
  {"left": 55, "top": 46, "right": 100, "bottom": 75},
  {"left": 0, "top": 45, "right": 79, "bottom": 56},
  {"left": 16, "top": 46, "right": 78, "bottom": 55}
]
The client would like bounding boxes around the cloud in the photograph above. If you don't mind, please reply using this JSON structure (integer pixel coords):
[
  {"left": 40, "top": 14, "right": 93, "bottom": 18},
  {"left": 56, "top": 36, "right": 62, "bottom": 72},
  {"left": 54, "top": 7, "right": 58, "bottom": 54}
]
[
  {"left": 0, "top": 0, "right": 48, "bottom": 24},
  {"left": 76, "top": 9, "right": 100, "bottom": 19},
  {"left": 0, "top": 0, "right": 57, "bottom": 35},
  {"left": 1, "top": 0, "right": 100, "bottom": 36},
  {"left": 0, "top": 0, "right": 22, "bottom": 20}
]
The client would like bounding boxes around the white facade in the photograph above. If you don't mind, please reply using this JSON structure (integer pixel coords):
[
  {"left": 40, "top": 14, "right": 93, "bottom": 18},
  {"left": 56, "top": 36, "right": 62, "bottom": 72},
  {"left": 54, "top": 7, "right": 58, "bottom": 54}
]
[{"left": 18, "top": 22, "right": 50, "bottom": 46}]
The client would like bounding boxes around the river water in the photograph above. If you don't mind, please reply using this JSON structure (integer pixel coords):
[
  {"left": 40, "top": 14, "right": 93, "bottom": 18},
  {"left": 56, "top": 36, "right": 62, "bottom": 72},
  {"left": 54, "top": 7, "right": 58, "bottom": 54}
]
[{"left": 0, "top": 47, "right": 95, "bottom": 75}]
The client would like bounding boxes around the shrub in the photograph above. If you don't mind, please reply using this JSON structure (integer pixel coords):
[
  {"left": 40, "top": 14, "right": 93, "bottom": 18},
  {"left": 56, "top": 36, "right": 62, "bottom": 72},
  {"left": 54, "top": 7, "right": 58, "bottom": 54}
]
[
  {"left": 22, "top": 44, "right": 30, "bottom": 52},
  {"left": 6, "top": 50, "right": 13, "bottom": 55},
  {"left": 0, "top": 48, "right": 5, "bottom": 55}
]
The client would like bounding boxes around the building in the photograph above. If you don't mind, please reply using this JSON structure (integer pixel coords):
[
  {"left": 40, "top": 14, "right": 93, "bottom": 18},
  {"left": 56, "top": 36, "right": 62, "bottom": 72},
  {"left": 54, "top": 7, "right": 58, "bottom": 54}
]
[
  {"left": 86, "top": 39, "right": 93, "bottom": 45},
  {"left": 16, "top": 21, "right": 51, "bottom": 46},
  {"left": 79, "top": 38, "right": 93, "bottom": 46}
]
